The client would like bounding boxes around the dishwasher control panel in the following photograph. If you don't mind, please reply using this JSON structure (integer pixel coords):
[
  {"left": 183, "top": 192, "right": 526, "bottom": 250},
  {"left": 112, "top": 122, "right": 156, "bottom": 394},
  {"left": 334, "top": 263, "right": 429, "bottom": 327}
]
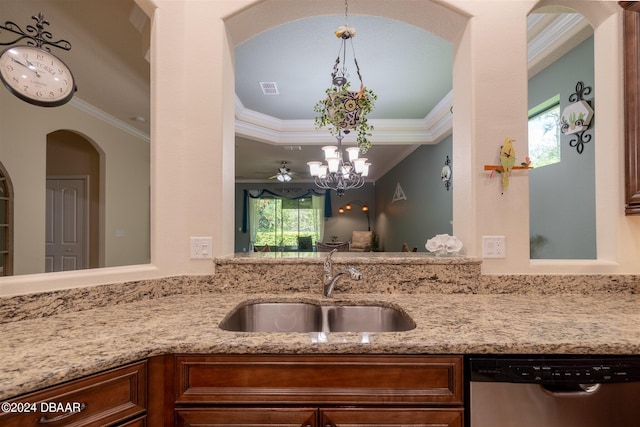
[{"left": 469, "top": 357, "right": 640, "bottom": 384}]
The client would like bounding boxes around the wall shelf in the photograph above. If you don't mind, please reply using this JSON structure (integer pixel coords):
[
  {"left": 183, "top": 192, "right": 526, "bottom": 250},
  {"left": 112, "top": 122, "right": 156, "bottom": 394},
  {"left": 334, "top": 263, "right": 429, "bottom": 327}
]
[{"left": 483, "top": 165, "right": 533, "bottom": 172}]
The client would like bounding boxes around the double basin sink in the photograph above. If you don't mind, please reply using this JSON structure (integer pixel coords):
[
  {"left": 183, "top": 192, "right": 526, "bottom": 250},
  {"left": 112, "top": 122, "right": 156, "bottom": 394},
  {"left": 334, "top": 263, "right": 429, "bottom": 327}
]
[{"left": 219, "top": 301, "right": 416, "bottom": 333}]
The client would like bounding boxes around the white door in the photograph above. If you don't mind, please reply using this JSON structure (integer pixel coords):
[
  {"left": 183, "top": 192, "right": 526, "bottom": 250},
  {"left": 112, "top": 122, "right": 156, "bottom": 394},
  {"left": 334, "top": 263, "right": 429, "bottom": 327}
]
[{"left": 45, "top": 177, "right": 89, "bottom": 272}]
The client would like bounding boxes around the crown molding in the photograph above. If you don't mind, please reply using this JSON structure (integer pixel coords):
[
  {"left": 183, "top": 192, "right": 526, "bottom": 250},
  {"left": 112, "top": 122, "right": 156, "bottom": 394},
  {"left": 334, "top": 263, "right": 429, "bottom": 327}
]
[
  {"left": 234, "top": 90, "right": 453, "bottom": 145},
  {"left": 70, "top": 97, "right": 150, "bottom": 143},
  {"left": 528, "top": 13, "right": 588, "bottom": 70}
]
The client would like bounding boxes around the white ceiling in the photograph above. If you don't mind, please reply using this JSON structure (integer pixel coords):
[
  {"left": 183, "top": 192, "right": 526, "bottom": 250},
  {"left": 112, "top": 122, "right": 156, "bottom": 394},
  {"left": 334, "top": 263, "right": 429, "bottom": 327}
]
[
  {"left": 235, "top": 15, "right": 453, "bottom": 121},
  {"left": 1, "top": 1, "right": 592, "bottom": 184}
]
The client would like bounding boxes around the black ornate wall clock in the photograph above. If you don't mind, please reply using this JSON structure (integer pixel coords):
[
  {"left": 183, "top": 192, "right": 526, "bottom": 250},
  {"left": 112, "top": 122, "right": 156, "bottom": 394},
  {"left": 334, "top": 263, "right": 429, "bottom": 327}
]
[
  {"left": 0, "top": 45, "right": 75, "bottom": 107},
  {"left": 0, "top": 12, "right": 76, "bottom": 107}
]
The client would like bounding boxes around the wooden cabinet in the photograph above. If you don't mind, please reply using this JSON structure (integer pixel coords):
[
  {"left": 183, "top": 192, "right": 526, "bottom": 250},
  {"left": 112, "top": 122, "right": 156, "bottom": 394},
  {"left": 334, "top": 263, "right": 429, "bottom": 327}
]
[
  {"left": 172, "top": 354, "right": 464, "bottom": 427},
  {"left": 621, "top": 2, "right": 640, "bottom": 214},
  {"left": 0, "top": 354, "right": 464, "bottom": 427},
  {"left": 0, "top": 360, "right": 147, "bottom": 427}
]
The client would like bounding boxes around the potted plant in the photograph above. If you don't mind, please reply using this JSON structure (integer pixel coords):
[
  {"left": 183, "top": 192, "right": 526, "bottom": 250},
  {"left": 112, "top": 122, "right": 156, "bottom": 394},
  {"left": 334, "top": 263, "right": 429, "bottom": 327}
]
[{"left": 313, "top": 81, "right": 377, "bottom": 153}]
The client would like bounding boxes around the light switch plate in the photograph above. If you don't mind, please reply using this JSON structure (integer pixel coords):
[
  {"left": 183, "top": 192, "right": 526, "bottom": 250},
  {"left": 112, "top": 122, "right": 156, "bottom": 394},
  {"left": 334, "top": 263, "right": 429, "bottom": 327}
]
[
  {"left": 482, "top": 236, "right": 506, "bottom": 258},
  {"left": 190, "top": 237, "right": 213, "bottom": 259}
]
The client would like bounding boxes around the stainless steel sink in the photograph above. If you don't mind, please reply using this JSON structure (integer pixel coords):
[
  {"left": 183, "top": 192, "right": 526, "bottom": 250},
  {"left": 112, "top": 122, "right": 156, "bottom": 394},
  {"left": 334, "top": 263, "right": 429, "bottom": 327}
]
[
  {"left": 219, "top": 301, "right": 415, "bottom": 333},
  {"left": 219, "top": 302, "right": 323, "bottom": 332},
  {"left": 325, "top": 305, "right": 415, "bottom": 332}
]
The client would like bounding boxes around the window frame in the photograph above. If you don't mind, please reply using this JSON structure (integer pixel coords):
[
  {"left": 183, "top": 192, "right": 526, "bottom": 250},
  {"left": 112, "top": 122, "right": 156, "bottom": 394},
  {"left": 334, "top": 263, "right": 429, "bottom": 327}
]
[
  {"left": 528, "top": 94, "right": 562, "bottom": 168},
  {"left": 249, "top": 193, "right": 325, "bottom": 250}
]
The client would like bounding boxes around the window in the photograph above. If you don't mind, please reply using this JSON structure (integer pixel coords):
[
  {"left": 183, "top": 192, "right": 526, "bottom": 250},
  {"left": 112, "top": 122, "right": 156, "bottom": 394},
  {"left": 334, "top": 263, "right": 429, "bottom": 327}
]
[
  {"left": 0, "top": 161, "right": 13, "bottom": 276},
  {"left": 528, "top": 95, "right": 561, "bottom": 168},
  {"left": 248, "top": 192, "right": 325, "bottom": 250}
]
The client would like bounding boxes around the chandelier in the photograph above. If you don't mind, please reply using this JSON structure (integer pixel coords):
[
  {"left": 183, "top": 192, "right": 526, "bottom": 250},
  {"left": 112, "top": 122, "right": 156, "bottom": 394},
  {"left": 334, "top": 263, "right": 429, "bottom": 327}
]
[
  {"left": 308, "top": 0, "right": 375, "bottom": 197},
  {"left": 307, "top": 132, "right": 369, "bottom": 197}
]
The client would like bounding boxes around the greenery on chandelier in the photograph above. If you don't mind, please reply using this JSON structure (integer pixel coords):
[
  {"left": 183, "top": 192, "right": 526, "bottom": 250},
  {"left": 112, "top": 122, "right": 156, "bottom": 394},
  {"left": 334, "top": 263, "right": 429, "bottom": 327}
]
[{"left": 313, "top": 81, "right": 377, "bottom": 153}]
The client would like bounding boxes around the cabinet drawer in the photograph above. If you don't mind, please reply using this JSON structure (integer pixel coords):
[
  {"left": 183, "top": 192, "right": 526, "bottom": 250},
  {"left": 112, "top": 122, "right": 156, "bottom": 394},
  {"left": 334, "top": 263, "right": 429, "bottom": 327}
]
[
  {"left": 175, "top": 355, "right": 462, "bottom": 405},
  {"left": 0, "top": 360, "right": 147, "bottom": 427},
  {"left": 321, "top": 407, "right": 463, "bottom": 427},
  {"left": 176, "top": 407, "right": 318, "bottom": 427}
]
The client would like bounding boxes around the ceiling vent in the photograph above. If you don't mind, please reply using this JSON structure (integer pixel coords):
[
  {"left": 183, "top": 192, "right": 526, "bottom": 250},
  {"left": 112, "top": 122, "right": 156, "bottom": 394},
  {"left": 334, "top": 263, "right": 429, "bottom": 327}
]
[{"left": 259, "top": 82, "right": 279, "bottom": 95}]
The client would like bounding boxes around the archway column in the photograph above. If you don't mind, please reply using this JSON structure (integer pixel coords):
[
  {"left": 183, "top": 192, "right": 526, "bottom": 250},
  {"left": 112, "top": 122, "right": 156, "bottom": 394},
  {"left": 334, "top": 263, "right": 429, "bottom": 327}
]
[
  {"left": 450, "top": 1, "right": 536, "bottom": 271},
  {"left": 151, "top": 0, "right": 256, "bottom": 273}
]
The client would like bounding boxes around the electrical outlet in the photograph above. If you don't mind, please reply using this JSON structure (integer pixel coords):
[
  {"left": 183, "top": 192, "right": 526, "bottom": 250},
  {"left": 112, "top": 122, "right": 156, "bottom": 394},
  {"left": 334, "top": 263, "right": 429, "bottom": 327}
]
[
  {"left": 190, "top": 237, "right": 213, "bottom": 259},
  {"left": 482, "top": 236, "right": 506, "bottom": 258}
]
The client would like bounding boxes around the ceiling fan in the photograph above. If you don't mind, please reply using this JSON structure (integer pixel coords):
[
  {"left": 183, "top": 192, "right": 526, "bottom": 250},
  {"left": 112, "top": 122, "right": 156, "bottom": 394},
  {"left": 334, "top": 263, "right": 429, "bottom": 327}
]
[{"left": 270, "top": 161, "right": 293, "bottom": 182}]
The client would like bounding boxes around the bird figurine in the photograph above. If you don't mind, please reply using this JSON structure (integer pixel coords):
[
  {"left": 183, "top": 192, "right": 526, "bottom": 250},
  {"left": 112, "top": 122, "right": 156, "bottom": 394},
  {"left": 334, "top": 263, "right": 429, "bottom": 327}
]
[{"left": 500, "top": 137, "right": 516, "bottom": 188}]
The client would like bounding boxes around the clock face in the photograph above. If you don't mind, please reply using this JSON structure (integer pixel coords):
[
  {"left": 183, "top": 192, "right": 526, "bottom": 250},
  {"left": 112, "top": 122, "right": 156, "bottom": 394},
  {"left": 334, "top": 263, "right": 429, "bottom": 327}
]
[{"left": 0, "top": 45, "right": 75, "bottom": 107}]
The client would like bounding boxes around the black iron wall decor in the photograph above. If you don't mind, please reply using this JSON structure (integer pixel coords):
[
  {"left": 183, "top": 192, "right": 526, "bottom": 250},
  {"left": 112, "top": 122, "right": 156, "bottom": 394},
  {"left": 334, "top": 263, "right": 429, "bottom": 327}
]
[
  {"left": 559, "top": 81, "right": 594, "bottom": 154},
  {"left": 441, "top": 155, "right": 452, "bottom": 191},
  {"left": 0, "top": 12, "right": 71, "bottom": 51}
]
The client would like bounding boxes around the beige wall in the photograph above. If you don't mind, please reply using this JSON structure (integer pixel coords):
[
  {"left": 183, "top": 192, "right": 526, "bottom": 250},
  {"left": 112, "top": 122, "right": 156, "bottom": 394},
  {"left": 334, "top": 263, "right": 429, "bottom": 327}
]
[
  {"left": 0, "top": 0, "right": 638, "bottom": 296},
  {"left": 0, "top": 85, "right": 150, "bottom": 277}
]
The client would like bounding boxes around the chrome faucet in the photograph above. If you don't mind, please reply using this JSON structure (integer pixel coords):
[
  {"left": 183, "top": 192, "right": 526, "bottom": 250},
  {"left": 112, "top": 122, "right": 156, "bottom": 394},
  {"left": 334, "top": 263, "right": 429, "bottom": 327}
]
[{"left": 323, "top": 249, "right": 362, "bottom": 297}]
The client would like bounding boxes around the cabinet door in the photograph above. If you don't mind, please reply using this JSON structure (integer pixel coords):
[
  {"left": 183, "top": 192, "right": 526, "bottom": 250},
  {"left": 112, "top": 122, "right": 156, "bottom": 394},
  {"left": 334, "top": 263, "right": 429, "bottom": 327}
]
[
  {"left": 0, "top": 361, "right": 147, "bottom": 427},
  {"left": 321, "top": 408, "right": 463, "bottom": 427},
  {"left": 175, "top": 355, "right": 463, "bottom": 405},
  {"left": 176, "top": 407, "right": 317, "bottom": 427}
]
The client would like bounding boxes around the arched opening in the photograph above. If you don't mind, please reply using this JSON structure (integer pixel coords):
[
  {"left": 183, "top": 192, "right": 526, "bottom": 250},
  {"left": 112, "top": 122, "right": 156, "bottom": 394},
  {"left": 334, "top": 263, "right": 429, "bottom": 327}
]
[
  {"left": 228, "top": 1, "right": 464, "bottom": 253},
  {"left": 527, "top": 7, "right": 596, "bottom": 259},
  {"left": 46, "top": 130, "right": 101, "bottom": 272}
]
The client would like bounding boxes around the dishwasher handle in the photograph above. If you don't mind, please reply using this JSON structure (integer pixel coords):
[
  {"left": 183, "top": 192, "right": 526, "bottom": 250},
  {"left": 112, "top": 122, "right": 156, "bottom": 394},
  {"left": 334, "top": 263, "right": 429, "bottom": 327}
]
[{"left": 541, "top": 383, "right": 601, "bottom": 396}]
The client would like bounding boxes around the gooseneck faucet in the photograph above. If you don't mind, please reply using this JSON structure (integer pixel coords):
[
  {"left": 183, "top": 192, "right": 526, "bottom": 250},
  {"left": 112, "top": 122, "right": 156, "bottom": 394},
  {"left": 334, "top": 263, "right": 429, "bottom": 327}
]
[{"left": 323, "top": 249, "right": 362, "bottom": 297}]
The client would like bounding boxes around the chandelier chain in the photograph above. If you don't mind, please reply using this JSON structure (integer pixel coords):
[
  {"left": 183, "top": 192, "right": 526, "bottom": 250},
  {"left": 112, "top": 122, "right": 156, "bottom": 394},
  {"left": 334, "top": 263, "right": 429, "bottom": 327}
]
[{"left": 344, "top": 0, "right": 350, "bottom": 26}]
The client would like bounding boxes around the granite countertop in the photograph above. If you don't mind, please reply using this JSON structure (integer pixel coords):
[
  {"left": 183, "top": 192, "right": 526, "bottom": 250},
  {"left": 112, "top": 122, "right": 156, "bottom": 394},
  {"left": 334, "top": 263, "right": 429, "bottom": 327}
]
[
  {"left": 2, "top": 289, "right": 640, "bottom": 401},
  {"left": 218, "top": 252, "right": 483, "bottom": 264}
]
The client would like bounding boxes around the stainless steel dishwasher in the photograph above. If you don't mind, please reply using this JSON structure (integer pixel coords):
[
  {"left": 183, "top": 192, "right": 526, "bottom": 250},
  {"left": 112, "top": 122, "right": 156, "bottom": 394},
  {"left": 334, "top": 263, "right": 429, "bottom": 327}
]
[{"left": 468, "top": 356, "right": 640, "bottom": 427}]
